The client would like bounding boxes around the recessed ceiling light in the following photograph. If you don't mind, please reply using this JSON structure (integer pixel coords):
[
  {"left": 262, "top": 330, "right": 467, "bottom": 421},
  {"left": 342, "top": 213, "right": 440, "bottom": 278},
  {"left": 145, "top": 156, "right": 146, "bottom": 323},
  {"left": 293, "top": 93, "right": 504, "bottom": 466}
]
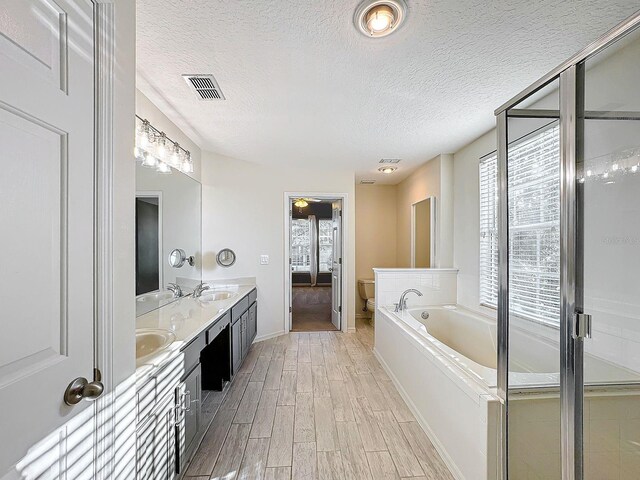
[
  {"left": 354, "top": 0, "right": 407, "bottom": 38},
  {"left": 378, "top": 166, "right": 397, "bottom": 174}
]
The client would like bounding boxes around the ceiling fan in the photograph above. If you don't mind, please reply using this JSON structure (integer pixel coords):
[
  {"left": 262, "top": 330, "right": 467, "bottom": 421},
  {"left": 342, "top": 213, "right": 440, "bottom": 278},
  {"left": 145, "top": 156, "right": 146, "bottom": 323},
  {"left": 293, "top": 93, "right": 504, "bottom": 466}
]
[{"left": 293, "top": 197, "right": 322, "bottom": 209}]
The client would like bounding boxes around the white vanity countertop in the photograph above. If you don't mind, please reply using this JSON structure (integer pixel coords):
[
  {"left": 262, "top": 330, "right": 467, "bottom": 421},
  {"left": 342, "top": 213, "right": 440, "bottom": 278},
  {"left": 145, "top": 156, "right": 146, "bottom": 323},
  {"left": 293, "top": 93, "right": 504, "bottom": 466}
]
[{"left": 135, "top": 284, "right": 256, "bottom": 381}]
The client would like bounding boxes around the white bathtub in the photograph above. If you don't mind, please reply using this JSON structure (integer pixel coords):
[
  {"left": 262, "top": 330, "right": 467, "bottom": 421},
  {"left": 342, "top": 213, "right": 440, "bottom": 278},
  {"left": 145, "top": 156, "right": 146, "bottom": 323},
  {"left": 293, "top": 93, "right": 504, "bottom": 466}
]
[
  {"left": 398, "top": 305, "right": 639, "bottom": 389},
  {"left": 375, "top": 304, "right": 640, "bottom": 480}
]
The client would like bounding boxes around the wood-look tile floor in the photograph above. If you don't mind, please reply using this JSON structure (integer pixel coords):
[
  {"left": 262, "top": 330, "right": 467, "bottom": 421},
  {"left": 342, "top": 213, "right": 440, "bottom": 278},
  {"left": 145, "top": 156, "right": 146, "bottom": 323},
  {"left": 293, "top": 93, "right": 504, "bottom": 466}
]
[{"left": 185, "top": 319, "right": 454, "bottom": 480}]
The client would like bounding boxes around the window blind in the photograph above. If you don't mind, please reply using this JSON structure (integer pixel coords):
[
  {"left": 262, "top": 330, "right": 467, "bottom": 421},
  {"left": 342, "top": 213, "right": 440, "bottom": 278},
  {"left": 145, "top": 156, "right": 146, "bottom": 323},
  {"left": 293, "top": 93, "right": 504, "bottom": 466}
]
[
  {"left": 479, "top": 124, "right": 561, "bottom": 326},
  {"left": 318, "top": 219, "right": 333, "bottom": 273},
  {"left": 291, "top": 218, "right": 311, "bottom": 272}
]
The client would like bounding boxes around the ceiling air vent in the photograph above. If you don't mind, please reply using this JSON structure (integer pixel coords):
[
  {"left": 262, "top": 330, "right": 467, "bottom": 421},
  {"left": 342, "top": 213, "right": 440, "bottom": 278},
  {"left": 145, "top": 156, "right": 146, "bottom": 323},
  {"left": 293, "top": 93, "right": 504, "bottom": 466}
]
[
  {"left": 360, "top": 179, "right": 376, "bottom": 185},
  {"left": 379, "top": 158, "right": 401, "bottom": 164},
  {"left": 182, "top": 74, "right": 226, "bottom": 100}
]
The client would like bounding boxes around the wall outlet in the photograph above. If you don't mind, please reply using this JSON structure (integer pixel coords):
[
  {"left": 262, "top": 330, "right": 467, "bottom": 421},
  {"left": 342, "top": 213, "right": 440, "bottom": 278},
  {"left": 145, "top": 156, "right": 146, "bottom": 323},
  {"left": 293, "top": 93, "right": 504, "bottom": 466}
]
[{"left": 260, "top": 255, "right": 269, "bottom": 265}]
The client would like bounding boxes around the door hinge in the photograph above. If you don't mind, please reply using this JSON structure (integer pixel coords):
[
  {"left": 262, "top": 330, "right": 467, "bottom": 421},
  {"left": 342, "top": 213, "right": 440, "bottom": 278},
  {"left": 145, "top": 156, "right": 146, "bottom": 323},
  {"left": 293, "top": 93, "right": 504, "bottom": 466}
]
[
  {"left": 339, "top": 257, "right": 342, "bottom": 265},
  {"left": 289, "top": 257, "right": 292, "bottom": 264},
  {"left": 338, "top": 306, "right": 342, "bottom": 313},
  {"left": 289, "top": 306, "right": 292, "bottom": 313},
  {"left": 574, "top": 312, "right": 592, "bottom": 339}
]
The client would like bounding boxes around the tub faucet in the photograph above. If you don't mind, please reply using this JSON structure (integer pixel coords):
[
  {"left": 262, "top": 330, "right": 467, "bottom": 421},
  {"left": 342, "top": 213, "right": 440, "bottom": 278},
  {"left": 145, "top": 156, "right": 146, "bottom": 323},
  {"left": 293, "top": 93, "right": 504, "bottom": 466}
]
[
  {"left": 192, "top": 283, "right": 210, "bottom": 298},
  {"left": 395, "top": 289, "right": 423, "bottom": 312},
  {"left": 167, "top": 283, "right": 182, "bottom": 297}
]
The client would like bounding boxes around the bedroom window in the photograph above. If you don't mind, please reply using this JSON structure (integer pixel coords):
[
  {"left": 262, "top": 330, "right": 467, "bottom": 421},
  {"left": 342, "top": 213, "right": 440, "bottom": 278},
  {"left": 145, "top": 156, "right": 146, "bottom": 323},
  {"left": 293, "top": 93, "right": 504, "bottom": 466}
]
[
  {"left": 291, "top": 218, "right": 311, "bottom": 272},
  {"left": 479, "top": 124, "right": 561, "bottom": 326},
  {"left": 318, "top": 219, "right": 333, "bottom": 273}
]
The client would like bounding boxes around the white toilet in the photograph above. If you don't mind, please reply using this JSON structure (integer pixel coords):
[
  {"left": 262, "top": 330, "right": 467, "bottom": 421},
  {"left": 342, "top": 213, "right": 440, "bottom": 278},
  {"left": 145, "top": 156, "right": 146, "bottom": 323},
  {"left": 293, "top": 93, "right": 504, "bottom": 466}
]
[{"left": 357, "top": 279, "right": 376, "bottom": 325}]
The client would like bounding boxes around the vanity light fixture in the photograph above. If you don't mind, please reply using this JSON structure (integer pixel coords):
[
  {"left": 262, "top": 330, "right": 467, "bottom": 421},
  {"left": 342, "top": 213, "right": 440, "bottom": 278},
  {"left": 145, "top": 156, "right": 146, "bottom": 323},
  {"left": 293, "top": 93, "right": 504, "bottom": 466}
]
[
  {"left": 135, "top": 115, "right": 194, "bottom": 174},
  {"left": 141, "top": 152, "right": 158, "bottom": 168},
  {"left": 294, "top": 199, "right": 309, "bottom": 208},
  {"left": 354, "top": 0, "right": 407, "bottom": 38},
  {"left": 378, "top": 166, "right": 397, "bottom": 174},
  {"left": 157, "top": 161, "right": 172, "bottom": 174}
]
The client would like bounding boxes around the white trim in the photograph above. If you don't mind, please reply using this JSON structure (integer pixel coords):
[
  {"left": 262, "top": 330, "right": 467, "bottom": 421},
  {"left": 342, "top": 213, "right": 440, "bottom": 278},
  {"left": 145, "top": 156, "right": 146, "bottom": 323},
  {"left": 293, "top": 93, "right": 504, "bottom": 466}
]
[
  {"left": 136, "top": 191, "right": 164, "bottom": 291},
  {"left": 373, "top": 268, "right": 459, "bottom": 273},
  {"left": 284, "top": 192, "right": 350, "bottom": 333},
  {"left": 253, "top": 331, "right": 287, "bottom": 343},
  {"left": 92, "top": 2, "right": 118, "bottom": 479},
  {"left": 373, "top": 348, "right": 464, "bottom": 480}
]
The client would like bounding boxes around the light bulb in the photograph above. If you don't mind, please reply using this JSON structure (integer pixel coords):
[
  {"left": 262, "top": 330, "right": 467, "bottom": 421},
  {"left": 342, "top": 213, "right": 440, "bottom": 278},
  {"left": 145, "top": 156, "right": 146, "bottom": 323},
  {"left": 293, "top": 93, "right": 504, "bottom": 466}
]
[
  {"left": 181, "top": 160, "right": 194, "bottom": 173},
  {"left": 366, "top": 5, "right": 394, "bottom": 33},
  {"left": 138, "top": 132, "right": 149, "bottom": 149},
  {"left": 138, "top": 120, "right": 151, "bottom": 148},
  {"left": 170, "top": 143, "right": 181, "bottom": 167},
  {"left": 141, "top": 152, "right": 158, "bottom": 168},
  {"left": 157, "top": 162, "right": 172, "bottom": 174},
  {"left": 156, "top": 133, "right": 167, "bottom": 160}
]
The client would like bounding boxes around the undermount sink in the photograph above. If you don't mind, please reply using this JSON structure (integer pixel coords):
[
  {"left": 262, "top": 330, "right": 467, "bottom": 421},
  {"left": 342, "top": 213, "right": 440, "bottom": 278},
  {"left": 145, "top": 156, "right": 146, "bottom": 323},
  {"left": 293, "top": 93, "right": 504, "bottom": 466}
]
[
  {"left": 136, "top": 291, "right": 176, "bottom": 303},
  {"left": 198, "top": 291, "right": 237, "bottom": 303},
  {"left": 136, "top": 328, "right": 176, "bottom": 363}
]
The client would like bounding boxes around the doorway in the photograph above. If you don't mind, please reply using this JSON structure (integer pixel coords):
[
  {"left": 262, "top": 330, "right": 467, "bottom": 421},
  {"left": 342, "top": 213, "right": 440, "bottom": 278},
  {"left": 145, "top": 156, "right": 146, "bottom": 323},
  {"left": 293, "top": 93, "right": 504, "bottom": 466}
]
[{"left": 285, "top": 194, "right": 345, "bottom": 332}]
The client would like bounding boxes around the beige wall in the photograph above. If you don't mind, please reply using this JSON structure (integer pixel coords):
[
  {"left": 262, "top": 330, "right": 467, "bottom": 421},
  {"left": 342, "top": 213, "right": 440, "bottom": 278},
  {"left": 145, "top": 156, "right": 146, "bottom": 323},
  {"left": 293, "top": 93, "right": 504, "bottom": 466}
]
[
  {"left": 355, "top": 185, "right": 397, "bottom": 312},
  {"left": 201, "top": 152, "right": 356, "bottom": 337},
  {"left": 396, "top": 157, "right": 442, "bottom": 267},
  {"left": 452, "top": 130, "right": 496, "bottom": 314}
]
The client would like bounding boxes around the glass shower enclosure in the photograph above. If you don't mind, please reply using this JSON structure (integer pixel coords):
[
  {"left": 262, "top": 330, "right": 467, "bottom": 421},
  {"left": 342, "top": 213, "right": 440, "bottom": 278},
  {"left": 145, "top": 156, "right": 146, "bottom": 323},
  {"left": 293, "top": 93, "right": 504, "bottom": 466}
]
[{"left": 495, "top": 11, "right": 640, "bottom": 480}]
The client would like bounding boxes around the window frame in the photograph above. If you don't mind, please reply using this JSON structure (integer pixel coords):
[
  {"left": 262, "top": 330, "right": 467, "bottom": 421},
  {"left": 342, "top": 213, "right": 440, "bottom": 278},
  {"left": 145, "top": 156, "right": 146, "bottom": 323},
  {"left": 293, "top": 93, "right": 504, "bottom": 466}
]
[
  {"left": 291, "top": 218, "right": 312, "bottom": 272},
  {"left": 479, "top": 122, "right": 561, "bottom": 328},
  {"left": 318, "top": 219, "right": 333, "bottom": 273}
]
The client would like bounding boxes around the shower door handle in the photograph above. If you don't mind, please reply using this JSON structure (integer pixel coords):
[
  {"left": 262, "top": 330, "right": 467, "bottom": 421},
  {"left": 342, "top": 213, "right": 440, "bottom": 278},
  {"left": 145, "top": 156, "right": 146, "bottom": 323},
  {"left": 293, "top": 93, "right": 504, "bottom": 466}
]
[{"left": 573, "top": 312, "right": 592, "bottom": 340}]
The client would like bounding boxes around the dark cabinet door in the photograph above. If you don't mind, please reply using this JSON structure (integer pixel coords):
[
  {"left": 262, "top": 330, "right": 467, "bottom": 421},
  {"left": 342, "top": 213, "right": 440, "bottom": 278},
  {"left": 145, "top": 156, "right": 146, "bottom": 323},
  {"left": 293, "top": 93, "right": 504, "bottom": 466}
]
[
  {"left": 231, "top": 318, "right": 243, "bottom": 375},
  {"left": 181, "top": 365, "right": 201, "bottom": 469},
  {"left": 241, "top": 312, "right": 249, "bottom": 361},
  {"left": 248, "top": 303, "right": 257, "bottom": 345}
]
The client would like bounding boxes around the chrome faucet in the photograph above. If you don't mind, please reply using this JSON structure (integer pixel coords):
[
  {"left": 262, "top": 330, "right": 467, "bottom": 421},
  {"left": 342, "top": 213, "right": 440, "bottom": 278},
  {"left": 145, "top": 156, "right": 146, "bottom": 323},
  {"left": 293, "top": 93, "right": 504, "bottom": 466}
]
[
  {"left": 167, "top": 283, "right": 182, "bottom": 297},
  {"left": 395, "top": 289, "right": 423, "bottom": 312},
  {"left": 192, "top": 282, "right": 210, "bottom": 298}
]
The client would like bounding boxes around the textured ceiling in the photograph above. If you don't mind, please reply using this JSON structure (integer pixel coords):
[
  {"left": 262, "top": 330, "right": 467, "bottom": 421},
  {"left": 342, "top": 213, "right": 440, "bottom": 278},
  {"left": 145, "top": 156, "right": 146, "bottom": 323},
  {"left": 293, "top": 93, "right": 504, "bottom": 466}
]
[{"left": 136, "top": 0, "right": 639, "bottom": 184}]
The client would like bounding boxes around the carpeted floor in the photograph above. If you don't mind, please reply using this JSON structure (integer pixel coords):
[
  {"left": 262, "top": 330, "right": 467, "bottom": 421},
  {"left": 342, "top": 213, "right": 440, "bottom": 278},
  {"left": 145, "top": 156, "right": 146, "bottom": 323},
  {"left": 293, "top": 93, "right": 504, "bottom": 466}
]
[{"left": 291, "top": 286, "right": 337, "bottom": 331}]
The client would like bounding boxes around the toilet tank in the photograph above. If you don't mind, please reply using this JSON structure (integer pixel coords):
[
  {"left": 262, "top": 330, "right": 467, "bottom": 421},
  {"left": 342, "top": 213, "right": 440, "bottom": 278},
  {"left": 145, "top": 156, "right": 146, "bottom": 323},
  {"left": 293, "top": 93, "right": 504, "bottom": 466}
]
[{"left": 357, "top": 279, "right": 375, "bottom": 300}]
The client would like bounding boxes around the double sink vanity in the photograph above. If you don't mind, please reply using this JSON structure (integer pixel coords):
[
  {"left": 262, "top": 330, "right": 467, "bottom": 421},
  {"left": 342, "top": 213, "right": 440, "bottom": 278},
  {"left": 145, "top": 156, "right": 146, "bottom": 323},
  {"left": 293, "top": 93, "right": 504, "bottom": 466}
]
[
  {"left": 134, "top": 283, "right": 258, "bottom": 479},
  {"left": 134, "top": 149, "right": 257, "bottom": 478}
]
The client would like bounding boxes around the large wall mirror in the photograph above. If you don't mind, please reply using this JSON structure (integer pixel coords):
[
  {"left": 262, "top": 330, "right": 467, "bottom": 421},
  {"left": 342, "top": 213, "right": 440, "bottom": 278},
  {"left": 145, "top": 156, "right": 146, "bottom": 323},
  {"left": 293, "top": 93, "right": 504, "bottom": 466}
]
[
  {"left": 411, "top": 197, "right": 436, "bottom": 268},
  {"left": 136, "top": 162, "right": 201, "bottom": 316}
]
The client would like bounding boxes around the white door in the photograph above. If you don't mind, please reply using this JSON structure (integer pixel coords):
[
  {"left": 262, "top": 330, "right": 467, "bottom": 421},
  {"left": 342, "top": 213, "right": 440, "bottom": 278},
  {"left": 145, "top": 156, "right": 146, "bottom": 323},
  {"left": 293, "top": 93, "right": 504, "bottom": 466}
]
[
  {"left": 330, "top": 201, "right": 342, "bottom": 330},
  {"left": 0, "top": 0, "right": 96, "bottom": 472}
]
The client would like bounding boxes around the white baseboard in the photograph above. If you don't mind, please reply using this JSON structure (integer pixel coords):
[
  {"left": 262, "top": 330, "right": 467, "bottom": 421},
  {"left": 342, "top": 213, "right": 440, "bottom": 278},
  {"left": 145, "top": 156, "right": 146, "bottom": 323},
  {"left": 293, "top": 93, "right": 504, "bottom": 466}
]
[
  {"left": 254, "top": 330, "right": 286, "bottom": 343},
  {"left": 347, "top": 326, "right": 357, "bottom": 333},
  {"left": 373, "top": 348, "right": 465, "bottom": 480}
]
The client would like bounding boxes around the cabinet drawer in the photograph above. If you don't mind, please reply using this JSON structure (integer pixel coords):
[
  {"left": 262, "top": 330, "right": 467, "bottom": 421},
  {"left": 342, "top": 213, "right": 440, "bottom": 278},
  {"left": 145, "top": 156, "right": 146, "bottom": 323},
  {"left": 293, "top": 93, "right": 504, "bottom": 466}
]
[
  {"left": 248, "top": 289, "right": 257, "bottom": 305},
  {"left": 206, "top": 312, "right": 231, "bottom": 344},
  {"left": 231, "top": 296, "right": 249, "bottom": 323},
  {"left": 181, "top": 333, "right": 205, "bottom": 377}
]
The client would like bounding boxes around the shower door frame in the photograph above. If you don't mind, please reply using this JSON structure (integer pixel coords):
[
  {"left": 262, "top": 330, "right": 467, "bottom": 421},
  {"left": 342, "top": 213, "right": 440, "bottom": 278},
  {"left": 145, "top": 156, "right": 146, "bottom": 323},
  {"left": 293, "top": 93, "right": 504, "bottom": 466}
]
[{"left": 494, "top": 10, "right": 640, "bottom": 480}]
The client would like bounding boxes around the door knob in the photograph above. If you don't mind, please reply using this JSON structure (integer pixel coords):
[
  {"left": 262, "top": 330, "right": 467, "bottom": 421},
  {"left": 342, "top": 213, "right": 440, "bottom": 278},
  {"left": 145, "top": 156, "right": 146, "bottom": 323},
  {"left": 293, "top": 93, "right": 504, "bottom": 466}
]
[{"left": 64, "top": 375, "right": 104, "bottom": 405}]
